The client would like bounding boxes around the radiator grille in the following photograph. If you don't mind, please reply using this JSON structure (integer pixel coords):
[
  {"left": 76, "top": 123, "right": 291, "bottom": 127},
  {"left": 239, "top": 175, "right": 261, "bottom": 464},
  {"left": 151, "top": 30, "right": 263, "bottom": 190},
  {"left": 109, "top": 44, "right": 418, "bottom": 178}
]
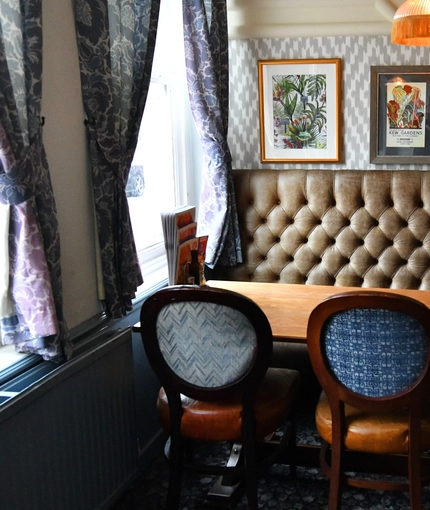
[{"left": 0, "top": 328, "right": 137, "bottom": 510}]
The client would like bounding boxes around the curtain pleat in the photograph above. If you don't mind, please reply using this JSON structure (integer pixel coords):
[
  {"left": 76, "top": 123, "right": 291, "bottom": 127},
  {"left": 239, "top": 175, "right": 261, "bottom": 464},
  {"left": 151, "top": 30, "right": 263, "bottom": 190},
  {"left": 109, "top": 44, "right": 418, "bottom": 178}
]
[
  {"left": 74, "top": 0, "right": 160, "bottom": 317},
  {"left": 0, "top": 0, "right": 70, "bottom": 361},
  {"left": 182, "top": 0, "right": 241, "bottom": 268}
]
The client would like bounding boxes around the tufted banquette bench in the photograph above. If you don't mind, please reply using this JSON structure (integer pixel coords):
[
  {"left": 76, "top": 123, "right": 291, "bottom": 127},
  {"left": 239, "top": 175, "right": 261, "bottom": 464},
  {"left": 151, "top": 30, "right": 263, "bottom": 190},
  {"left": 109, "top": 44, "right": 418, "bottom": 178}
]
[{"left": 213, "top": 169, "right": 430, "bottom": 405}]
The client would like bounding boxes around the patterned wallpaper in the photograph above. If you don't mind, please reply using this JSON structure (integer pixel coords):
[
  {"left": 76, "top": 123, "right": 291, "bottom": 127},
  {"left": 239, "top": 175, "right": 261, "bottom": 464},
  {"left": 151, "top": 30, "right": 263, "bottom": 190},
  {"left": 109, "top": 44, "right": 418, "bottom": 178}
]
[{"left": 228, "top": 36, "right": 430, "bottom": 170}]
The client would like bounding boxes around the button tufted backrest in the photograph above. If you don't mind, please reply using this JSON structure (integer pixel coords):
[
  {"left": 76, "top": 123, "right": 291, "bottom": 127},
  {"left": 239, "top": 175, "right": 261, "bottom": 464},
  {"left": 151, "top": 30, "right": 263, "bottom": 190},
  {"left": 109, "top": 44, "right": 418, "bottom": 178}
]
[{"left": 215, "top": 169, "right": 430, "bottom": 289}]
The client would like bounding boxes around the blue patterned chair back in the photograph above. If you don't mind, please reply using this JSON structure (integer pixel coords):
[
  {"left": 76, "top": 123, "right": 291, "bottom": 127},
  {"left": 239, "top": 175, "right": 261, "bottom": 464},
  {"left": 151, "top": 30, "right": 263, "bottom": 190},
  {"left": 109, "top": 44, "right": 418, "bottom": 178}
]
[
  {"left": 157, "top": 300, "right": 257, "bottom": 388},
  {"left": 307, "top": 291, "right": 430, "bottom": 508},
  {"left": 323, "top": 308, "right": 428, "bottom": 397}
]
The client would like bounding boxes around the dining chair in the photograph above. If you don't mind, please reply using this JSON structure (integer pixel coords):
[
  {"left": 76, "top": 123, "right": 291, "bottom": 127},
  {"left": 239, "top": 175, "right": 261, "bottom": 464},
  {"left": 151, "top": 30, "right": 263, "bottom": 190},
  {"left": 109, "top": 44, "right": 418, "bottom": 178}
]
[
  {"left": 307, "top": 290, "right": 430, "bottom": 510},
  {"left": 140, "top": 284, "right": 300, "bottom": 510}
]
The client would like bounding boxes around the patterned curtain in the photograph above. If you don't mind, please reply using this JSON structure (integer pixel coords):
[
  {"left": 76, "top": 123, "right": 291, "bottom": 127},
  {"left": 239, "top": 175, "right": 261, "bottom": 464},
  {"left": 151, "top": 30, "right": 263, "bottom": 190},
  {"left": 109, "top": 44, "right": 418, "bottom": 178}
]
[
  {"left": 182, "top": 0, "right": 241, "bottom": 268},
  {"left": 74, "top": 0, "right": 160, "bottom": 317},
  {"left": 0, "top": 0, "right": 70, "bottom": 361}
]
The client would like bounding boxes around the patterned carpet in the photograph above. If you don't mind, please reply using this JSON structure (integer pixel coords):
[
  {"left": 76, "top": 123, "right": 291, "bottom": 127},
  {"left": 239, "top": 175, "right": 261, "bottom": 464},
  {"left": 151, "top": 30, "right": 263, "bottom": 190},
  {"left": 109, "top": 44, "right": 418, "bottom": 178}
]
[{"left": 112, "top": 412, "right": 430, "bottom": 509}]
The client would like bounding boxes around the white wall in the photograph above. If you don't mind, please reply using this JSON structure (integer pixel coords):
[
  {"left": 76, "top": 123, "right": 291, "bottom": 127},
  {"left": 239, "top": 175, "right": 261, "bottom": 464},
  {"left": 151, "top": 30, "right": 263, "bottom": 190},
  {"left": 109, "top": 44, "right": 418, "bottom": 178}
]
[
  {"left": 39, "top": 0, "right": 201, "bottom": 332},
  {"left": 42, "top": 0, "right": 101, "bottom": 329},
  {"left": 226, "top": 0, "right": 400, "bottom": 39}
]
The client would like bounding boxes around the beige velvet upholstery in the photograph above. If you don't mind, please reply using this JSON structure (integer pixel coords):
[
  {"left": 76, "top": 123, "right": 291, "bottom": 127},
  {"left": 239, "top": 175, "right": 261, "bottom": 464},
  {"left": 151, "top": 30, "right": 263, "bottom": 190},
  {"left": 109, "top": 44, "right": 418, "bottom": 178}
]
[
  {"left": 215, "top": 169, "right": 430, "bottom": 289},
  {"left": 213, "top": 169, "right": 430, "bottom": 408}
]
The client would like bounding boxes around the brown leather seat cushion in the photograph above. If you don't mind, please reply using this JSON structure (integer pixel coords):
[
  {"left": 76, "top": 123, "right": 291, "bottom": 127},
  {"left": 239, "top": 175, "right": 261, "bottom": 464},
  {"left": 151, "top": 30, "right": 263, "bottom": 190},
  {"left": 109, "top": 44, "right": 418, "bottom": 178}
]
[
  {"left": 316, "top": 392, "right": 430, "bottom": 454},
  {"left": 157, "top": 367, "right": 300, "bottom": 442}
]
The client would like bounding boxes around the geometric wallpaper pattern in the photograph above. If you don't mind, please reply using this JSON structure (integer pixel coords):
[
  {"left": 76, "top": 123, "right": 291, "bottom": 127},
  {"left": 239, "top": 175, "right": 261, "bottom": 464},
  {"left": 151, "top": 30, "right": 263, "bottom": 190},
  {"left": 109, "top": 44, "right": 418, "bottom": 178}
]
[{"left": 228, "top": 36, "right": 430, "bottom": 170}]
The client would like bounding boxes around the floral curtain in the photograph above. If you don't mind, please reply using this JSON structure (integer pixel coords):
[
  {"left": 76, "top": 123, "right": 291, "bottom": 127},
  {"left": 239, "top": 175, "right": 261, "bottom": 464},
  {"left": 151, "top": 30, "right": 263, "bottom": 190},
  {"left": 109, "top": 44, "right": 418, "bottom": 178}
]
[
  {"left": 74, "top": 0, "right": 160, "bottom": 317},
  {"left": 182, "top": 0, "right": 241, "bottom": 268},
  {"left": 0, "top": 0, "right": 70, "bottom": 361}
]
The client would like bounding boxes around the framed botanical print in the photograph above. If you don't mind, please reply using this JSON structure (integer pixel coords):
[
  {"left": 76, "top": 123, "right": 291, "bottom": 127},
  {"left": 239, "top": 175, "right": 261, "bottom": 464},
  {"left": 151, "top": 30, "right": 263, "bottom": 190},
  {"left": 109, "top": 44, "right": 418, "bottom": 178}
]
[
  {"left": 370, "top": 66, "right": 430, "bottom": 164},
  {"left": 258, "top": 58, "right": 342, "bottom": 163}
]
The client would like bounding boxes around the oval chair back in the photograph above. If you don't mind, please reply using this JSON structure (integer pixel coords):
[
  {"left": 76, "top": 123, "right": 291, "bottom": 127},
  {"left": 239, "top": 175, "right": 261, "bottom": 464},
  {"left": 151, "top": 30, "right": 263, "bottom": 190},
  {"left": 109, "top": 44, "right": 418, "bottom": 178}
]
[
  {"left": 307, "top": 291, "right": 430, "bottom": 510},
  {"left": 141, "top": 285, "right": 273, "bottom": 402},
  {"left": 140, "top": 285, "right": 300, "bottom": 510}
]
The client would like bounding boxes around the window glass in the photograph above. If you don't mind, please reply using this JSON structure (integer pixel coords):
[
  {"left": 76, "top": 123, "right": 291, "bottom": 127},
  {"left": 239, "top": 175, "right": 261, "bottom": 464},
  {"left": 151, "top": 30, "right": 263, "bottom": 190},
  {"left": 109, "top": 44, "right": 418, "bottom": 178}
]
[
  {"left": 127, "top": 0, "right": 197, "bottom": 297},
  {"left": 127, "top": 80, "right": 175, "bottom": 291}
]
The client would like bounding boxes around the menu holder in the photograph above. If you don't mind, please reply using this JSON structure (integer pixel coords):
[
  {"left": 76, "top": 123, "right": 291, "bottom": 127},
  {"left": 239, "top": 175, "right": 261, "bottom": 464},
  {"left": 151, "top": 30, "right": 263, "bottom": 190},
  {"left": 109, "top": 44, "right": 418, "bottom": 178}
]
[{"left": 161, "top": 206, "right": 208, "bottom": 285}]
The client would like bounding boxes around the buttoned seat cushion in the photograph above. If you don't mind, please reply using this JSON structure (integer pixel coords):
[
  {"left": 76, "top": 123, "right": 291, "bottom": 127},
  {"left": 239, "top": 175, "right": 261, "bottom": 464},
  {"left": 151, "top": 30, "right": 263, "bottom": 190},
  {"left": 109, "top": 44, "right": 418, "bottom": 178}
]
[
  {"left": 157, "top": 367, "right": 300, "bottom": 442},
  {"left": 316, "top": 392, "right": 430, "bottom": 454}
]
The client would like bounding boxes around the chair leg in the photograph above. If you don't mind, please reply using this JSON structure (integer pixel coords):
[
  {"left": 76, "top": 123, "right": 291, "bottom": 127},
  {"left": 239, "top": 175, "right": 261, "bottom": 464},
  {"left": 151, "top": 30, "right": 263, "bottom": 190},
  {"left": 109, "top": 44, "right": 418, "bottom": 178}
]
[
  {"left": 409, "top": 478, "right": 423, "bottom": 510},
  {"left": 408, "top": 427, "right": 423, "bottom": 510},
  {"left": 244, "top": 444, "right": 259, "bottom": 510},
  {"left": 287, "top": 414, "right": 297, "bottom": 479},
  {"left": 166, "top": 434, "right": 184, "bottom": 510},
  {"left": 325, "top": 440, "right": 342, "bottom": 510},
  {"left": 242, "top": 405, "right": 259, "bottom": 510}
]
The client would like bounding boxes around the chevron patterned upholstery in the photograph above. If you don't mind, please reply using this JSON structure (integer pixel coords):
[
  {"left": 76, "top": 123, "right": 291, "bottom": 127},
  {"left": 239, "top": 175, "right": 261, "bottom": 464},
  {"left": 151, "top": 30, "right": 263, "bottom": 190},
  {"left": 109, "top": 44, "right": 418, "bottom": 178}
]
[
  {"left": 157, "top": 301, "right": 256, "bottom": 387},
  {"left": 139, "top": 285, "right": 300, "bottom": 510}
]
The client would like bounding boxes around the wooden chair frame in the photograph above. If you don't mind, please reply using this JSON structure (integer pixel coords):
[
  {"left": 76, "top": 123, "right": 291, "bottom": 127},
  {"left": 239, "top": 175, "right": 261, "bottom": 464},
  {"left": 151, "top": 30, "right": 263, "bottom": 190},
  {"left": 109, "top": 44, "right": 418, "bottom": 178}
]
[
  {"left": 307, "top": 291, "right": 430, "bottom": 510},
  {"left": 140, "top": 285, "right": 287, "bottom": 509}
]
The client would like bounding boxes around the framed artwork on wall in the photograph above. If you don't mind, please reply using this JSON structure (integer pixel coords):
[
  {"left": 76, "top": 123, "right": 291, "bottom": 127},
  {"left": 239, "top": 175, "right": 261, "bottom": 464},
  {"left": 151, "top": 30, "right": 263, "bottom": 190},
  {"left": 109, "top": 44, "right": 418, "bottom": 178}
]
[
  {"left": 370, "top": 66, "right": 430, "bottom": 164},
  {"left": 258, "top": 58, "right": 342, "bottom": 164}
]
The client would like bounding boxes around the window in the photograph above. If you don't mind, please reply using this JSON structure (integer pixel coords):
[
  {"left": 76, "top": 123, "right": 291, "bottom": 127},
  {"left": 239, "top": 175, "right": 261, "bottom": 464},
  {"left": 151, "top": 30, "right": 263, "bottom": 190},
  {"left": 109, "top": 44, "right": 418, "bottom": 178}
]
[
  {"left": 0, "top": 201, "right": 28, "bottom": 372},
  {"left": 127, "top": 0, "right": 199, "bottom": 298},
  {"left": 0, "top": 0, "right": 199, "bottom": 375}
]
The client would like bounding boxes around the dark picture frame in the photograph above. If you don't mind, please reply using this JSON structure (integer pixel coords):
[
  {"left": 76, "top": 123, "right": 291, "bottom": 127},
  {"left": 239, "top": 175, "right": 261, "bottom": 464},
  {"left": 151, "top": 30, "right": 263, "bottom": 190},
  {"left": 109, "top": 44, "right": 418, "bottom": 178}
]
[
  {"left": 258, "top": 58, "right": 342, "bottom": 163},
  {"left": 370, "top": 66, "right": 430, "bottom": 164}
]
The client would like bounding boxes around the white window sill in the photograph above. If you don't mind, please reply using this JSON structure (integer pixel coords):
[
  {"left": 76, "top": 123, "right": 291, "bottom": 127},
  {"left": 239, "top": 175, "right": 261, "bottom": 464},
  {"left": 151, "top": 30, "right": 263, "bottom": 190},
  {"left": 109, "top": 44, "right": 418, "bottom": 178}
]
[
  {"left": 0, "top": 344, "right": 28, "bottom": 372},
  {"left": 135, "top": 247, "right": 169, "bottom": 301}
]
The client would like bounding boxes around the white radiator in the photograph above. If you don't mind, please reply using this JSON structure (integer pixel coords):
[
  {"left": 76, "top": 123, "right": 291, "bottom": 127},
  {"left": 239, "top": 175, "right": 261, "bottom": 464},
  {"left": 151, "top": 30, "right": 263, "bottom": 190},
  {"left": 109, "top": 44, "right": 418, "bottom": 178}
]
[{"left": 0, "top": 328, "right": 138, "bottom": 510}]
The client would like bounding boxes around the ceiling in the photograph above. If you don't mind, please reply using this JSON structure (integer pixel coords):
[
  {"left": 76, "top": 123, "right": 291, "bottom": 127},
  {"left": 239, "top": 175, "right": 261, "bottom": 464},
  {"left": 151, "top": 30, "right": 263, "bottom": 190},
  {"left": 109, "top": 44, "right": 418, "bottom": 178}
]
[{"left": 227, "top": 0, "right": 404, "bottom": 39}]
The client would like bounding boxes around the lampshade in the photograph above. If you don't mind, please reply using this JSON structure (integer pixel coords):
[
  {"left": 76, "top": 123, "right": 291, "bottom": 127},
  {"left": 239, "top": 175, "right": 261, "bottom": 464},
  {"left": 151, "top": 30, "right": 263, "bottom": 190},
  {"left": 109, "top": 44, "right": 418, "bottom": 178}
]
[{"left": 392, "top": 0, "right": 430, "bottom": 45}]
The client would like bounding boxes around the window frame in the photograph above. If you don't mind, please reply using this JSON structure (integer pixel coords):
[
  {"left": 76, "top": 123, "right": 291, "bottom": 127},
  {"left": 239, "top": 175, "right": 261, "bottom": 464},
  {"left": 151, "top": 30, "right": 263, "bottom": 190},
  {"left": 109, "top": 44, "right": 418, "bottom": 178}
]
[{"left": 130, "top": 34, "right": 200, "bottom": 300}]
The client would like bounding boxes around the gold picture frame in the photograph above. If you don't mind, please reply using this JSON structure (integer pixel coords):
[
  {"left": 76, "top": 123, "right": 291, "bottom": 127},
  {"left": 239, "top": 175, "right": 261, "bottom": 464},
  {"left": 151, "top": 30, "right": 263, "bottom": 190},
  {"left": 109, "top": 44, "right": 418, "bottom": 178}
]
[{"left": 258, "top": 58, "right": 342, "bottom": 164}]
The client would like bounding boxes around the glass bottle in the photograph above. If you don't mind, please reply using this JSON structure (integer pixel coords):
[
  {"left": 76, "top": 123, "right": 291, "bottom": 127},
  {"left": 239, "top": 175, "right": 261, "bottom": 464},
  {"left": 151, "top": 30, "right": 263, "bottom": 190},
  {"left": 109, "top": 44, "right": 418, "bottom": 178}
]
[{"left": 188, "top": 249, "right": 200, "bottom": 285}]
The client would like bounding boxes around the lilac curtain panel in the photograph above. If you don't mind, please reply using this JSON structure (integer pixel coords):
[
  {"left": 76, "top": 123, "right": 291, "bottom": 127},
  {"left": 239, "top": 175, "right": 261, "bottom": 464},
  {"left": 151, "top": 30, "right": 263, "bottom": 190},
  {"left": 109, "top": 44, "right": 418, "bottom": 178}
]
[
  {"left": 183, "top": 0, "right": 241, "bottom": 268},
  {"left": 74, "top": 0, "right": 160, "bottom": 317},
  {"left": 0, "top": 1, "right": 70, "bottom": 361}
]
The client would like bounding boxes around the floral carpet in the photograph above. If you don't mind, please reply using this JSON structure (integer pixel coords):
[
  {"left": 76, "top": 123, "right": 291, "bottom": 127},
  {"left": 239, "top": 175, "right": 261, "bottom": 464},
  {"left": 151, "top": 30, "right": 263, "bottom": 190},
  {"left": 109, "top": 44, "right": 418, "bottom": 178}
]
[{"left": 113, "top": 412, "right": 430, "bottom": 509}]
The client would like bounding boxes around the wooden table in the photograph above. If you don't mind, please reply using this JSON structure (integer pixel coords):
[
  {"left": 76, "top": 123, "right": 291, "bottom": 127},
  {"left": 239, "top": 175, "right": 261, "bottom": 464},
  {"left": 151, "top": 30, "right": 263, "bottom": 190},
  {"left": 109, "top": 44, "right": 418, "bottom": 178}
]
[
  {"left": 206, "top": 280, "right": 430, "bottom": 476},
  {"left": 137, "top": 280, "right": 430, "bottom": 479},
  {"left": 206, "top": 280, "right": 430, "bottom": 343}
]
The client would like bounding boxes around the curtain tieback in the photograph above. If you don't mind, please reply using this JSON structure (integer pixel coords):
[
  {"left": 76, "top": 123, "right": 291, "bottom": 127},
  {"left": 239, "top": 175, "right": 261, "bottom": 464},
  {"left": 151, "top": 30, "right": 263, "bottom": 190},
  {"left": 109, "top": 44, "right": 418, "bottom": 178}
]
[
  {"left": 0, "top": 129, "right": 43, "bottom": 206},
  {"left": 203, "top": 139, "right": 232, "bottom": 168},
  {"left": 85, "top": 123, "right": 130, "bottom": 191}
]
